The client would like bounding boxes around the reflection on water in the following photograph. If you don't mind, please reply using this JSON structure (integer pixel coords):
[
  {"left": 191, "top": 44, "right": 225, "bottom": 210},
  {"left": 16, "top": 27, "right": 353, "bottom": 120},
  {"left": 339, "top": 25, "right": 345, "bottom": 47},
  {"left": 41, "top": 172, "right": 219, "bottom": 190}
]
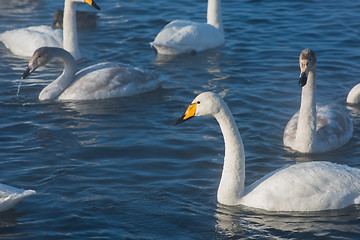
[{"left": 215, "top": 204, "right": 360, "bottom": 239}]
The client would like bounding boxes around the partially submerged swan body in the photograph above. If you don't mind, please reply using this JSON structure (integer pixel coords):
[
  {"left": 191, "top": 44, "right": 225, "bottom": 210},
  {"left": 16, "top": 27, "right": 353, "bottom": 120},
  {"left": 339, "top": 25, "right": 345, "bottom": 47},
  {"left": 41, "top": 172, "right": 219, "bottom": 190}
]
[
  {"left": 150, "top": 0, "right": 224, "bottom": 55},
  {"left": 175, "top": 92, "right": 360, "bottom": 211},
  {"left": 347, "top": 83, "right": 360, "bottom": 104},
  {"left": 0, "top": 183, "right": 36, "bottom": 212},
  {"left": 283, "top": 49, "right": 353, "bottom": 153},
  {"left": 21, "top": 47, "right": 165, "bottom": 101},
  {"left": 0, "top": 0, "right": 100, "bottom": 59}
]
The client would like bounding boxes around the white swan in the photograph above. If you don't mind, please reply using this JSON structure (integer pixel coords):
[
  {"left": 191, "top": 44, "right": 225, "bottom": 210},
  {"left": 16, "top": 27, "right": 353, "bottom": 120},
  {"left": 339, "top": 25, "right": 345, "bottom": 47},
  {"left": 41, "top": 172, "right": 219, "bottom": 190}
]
[
  {"left": 150, "top": 0, "right": 224, "bottom": 55},
  {"left": 0, "top": 0, "right": 100, "bottom": 60},
  {"left": 21, "top": 47, "right": 165, "bottom": 101},
  {"left": 174, "top": 92, "right": 360, "bottom": 211},
  {"left": 0, "top": 183, "right": 36, "bottom": 212},
  {"left": 283, "top": 49, "right": 353, "bottom": 153}
]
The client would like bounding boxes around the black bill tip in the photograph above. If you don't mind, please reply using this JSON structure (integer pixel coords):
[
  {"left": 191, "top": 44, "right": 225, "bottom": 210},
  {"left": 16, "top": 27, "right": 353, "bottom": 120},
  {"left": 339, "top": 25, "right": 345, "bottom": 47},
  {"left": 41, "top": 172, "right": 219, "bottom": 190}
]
[
  {"left": 21, "top": 67, "right": 31, "bottom": 79},
  {"left": 298, "top": 72, "right": 307, "bottom": 87},
  {"left": 174, "top": 115, "right": 194, "bottom": 126},
  {"left": 92, "top": 1, "right": 101, "bottom": 10}
]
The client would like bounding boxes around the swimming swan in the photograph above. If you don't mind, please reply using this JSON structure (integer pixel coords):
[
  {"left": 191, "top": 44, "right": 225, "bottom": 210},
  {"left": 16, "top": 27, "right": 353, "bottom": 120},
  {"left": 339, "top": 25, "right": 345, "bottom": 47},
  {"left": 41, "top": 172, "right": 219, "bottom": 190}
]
[
  {"left": 283, "top": 49, "right": 353, "bottom": 153},
  {"left": 21, "top": 47, "right": 165, "bottom": 101},
  {"left": 150, "top": 0, "right": 224, "bottom": 55},
  {"left": 174, "top": 92, "right": 360, "bottom": 211},
  {"left": 0, "top": 183, "right": 36, "bottom": 212},
  {"left": 0, "top": 0, "right": 100, "bottom": 60}
]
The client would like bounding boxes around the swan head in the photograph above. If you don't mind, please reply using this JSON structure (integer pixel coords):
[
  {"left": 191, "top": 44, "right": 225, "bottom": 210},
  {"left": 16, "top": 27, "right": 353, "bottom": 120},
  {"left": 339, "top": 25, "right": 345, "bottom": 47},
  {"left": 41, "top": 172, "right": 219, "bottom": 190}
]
[
  {"left": 298, "top": 48, "right": 317, "bottom": 87},
  {"left": 174, "top": 92, "right": 224, "bottom": 125},
  {"left": 21, "top": 47, "right": 57, "bottom": 79},
  {"left": 21, "top": 47, "right": 75, "bottom": 79}
]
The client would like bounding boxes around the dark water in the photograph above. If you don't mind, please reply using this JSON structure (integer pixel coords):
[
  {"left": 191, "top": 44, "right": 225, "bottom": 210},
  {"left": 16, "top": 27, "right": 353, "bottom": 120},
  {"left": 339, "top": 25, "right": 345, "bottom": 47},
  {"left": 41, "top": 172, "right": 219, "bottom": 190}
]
[{"left": 0, "top": 0, "right": 360, "bottom": 239}]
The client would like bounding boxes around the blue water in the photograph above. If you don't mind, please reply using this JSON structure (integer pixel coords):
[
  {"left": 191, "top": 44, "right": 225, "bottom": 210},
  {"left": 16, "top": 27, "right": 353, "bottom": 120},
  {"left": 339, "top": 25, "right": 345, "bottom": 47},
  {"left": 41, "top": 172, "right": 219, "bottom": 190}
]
[{"left": 1, "top": 0, "right": 360, "bottom": 239}]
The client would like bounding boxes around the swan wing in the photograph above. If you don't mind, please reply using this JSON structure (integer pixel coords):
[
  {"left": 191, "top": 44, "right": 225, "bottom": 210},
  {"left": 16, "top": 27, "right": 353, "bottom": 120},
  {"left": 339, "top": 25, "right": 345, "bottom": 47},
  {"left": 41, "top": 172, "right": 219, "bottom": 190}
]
[
  {"left": 59, "top": 62, "right": 165, "bottom": 100},
  {"left": 150, "top": 20, "right": 224, "bottom": 54},
  {"left": 240, "top": 161, "right": 360, "bottom": 211},
  {"left": 0, "top": 25, "right": 62, "bottom": 57},
  {"left": 315, "top": 104, "right": 353, "bottom": 151},
  {"left": 283, "top": 110, "right": 299, "bottom": 148},
  {"left": 0, "top": 183, "right": 36, "bottom": 212}
]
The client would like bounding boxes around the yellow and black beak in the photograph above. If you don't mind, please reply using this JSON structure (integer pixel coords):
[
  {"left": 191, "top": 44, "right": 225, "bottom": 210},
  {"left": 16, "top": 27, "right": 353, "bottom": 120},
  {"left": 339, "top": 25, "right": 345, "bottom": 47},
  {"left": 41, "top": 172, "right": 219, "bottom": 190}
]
[
  {"left": 174, "top": 102, "right": 198, "bottom": 126},
  {"left": 84, "top": 0, "right": 100, "bottom": 10}
]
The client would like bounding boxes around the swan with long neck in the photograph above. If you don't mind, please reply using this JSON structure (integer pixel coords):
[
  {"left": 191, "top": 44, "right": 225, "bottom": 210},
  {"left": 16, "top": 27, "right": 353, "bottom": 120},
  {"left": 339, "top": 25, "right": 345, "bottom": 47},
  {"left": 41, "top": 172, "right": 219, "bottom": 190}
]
[
  {"left": 21, "top": 47, "right": 165, "bottom": 101},
  {"left": 283, "top": 49, "right": 353, "bottom": 153},
  {"left": 0, "top": 0, "right": 100, "bottom": 59},
  {"left": 150, "top": 0, "right": 224, "bottom": 55},
  {"left": 175, "top": 92, "right": 360, "bottom": 211}
]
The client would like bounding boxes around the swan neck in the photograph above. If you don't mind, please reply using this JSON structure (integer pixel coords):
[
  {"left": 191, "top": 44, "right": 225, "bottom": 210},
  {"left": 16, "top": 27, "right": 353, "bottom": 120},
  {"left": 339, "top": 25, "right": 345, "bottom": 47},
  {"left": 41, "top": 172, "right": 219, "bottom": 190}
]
[
  {"left": 297, "top": 69, "right": 317, "bottom": 151},
  {"left": 63, "top": 0, "right": 81, "bottom": 60},
  {"left": 39, "top": 49, "right": 76, "bottom": 100},
  {"left": 214, "top": 102, "right": 245, "bottom": 205},
  {"left": 207, "top": 0, "right": 223, "bottom": 33}
]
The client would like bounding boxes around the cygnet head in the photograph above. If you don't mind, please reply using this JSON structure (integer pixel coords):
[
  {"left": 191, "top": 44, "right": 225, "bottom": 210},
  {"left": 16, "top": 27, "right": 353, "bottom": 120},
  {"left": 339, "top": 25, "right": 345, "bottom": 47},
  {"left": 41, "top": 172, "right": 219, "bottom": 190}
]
[
  {"left": 174, "top": 92, "right": 224, "bottom": 125},
  {"left": 298, "top": 48, "right": 317, "bottom": 87},
  {"left": 21, "top": 47, "right": 55, "bottom": 79}
]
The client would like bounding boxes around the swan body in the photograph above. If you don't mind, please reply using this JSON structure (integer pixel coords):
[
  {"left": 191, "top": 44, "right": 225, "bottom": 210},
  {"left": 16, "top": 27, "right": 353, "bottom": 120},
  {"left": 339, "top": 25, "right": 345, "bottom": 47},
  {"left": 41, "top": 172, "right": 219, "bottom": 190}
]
[
  {"left": 150, "top": 0, "right": 224, "bottom": 55},
  {"left": 347, "top": 83, "right": 360, "bottom": 104},
  {"left": 0, "top": 183, "right": 36, "bottom": 212},
  {"left": 21, "top": 47, "right": 165, "bottom": 101},
  {"left": 0, "top": 0, "right": 100, "bottom": 59},
  {"left": 283, "top": 49, "right": 353, "bottom": 153},
  {"left": 175, "top": 92, "right": 360, "bottom": 211}
]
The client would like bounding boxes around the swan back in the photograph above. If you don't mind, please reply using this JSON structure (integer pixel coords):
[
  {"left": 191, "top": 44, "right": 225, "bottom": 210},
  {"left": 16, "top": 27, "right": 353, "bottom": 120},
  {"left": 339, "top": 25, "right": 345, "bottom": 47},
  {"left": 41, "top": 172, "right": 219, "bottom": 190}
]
[
  {"left": 0, "top": 26, "right": 62, "bottom": 57},
  {"left": 59, "top": 62, "right": 166, "bottom": 100},
  {"left": 240, "top": 161, "right": 360, "bottom": 211}
]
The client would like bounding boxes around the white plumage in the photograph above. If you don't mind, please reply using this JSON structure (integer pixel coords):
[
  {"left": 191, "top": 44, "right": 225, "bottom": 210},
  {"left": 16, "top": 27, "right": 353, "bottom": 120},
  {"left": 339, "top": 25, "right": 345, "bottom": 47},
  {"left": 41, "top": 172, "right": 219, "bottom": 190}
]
[
  {"left": 0, "top": 0, "right": 100, "bottom": 60},
  {"left": 283, "top": 49, "right": 353, "bottom": 153},
  {"left": 150, "top": 0, "right": 224, "bottom": 55},
  {"left": 175, "top": 92, "right": 360, "bottom": 211},
  {"left": 21, "top": 47, "right": 165, "bottom": 101},
  {"left": 0, "top": 183, "right": 35, "bottom": 212}
]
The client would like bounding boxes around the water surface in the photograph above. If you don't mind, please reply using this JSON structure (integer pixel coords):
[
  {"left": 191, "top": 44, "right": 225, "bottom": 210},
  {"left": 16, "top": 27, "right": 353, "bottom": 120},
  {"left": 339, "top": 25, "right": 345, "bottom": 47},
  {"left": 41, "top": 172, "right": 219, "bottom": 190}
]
[{"left": 0, "top": 0, "right": 360, "bottom": 239}]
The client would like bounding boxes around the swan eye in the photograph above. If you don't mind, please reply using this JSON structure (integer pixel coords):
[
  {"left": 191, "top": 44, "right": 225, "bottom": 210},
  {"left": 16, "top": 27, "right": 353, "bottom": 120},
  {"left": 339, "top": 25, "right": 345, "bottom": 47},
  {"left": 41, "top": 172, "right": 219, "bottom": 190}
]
[{"left": 197, "top": 101, "right": 200, "bottom": 104}]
